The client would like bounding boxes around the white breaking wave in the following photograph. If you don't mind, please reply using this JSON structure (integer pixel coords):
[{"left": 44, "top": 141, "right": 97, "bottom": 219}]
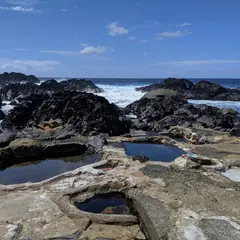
[
  {"left": 95, "top": 84, "right": 240, "bottom": 111},
  {"left": 189, "top": 99, "right": 240, "bottom": 112},
  {"left": 1, "top": 101, "right": 14, "bottom": 115},
  {"left": 95, "top": 84, "right": 145, "bottom": 107}
]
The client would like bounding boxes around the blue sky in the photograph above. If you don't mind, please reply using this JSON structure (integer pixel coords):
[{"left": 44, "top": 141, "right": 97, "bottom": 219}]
[{"left": 1, "top": 0, "right": 240, "bottom": 78}]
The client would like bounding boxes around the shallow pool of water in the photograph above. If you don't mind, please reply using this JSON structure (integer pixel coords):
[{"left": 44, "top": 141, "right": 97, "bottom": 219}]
[
  {"left": 124, "top": 142, "right": 185, "bottom": 162},
  {"left": 74, "top": 192, "right": 134, "bottom": 215},
  {"left": 223, "top": 168, "right": 240, "bottom": 182},
  {"left": 0, "top": 154, "right": 101, "bottom": 185}
]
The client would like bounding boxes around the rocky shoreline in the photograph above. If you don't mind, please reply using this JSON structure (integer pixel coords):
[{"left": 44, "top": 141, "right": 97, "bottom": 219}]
[
  {"left": 0, "top": 72, "right": 240, "bottom": 239},
  {"left": 0, "top": 78, "right": 103, "bottom": 102},
  {"left": 125, "top": 92, "right": 240, "bottom": 136},
  {"left": 136, "top": 77, "right": 240, "bottom": 101}
]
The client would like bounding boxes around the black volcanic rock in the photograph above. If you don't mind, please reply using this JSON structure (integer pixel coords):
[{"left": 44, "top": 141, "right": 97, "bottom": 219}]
[
  {"left": 136, "top": 78, "right": 194, "bottom": 93},
  {"left": 136, "top": 78, "right": 240, "bottom": 101},
  {"left": 0, "top": 78, "right": 103, "bottom": 102},
  {"left": 0, "top": 82, "right": 40, "bottom": 101},
  {"left": 125, "top": 94, "right": 188, "bottom": 124},
  {"left": 230, "top": 124, "right": 240, "bottom": 137},
  {"left": 28, "top": 91, "right": 129, "bottom": 136},
  {"left": 0, "top": 72, "right": 40, "bottom": 87},
  {"left": 0, "top": 110, "right": 5, "bottom": 120},
  {"left": 1, "top": 93, "right": 49, "bottom": 129},
  {"left": 188, "top": 80, "right": 226, "bottom": 99},
  {"left": 1, "top": 91, "right": 130, "bottom": 136},
  {"left": 60, "top": 79, "right": 103, "bottom": 93},
  {"left": 125, "top": 94, "right": 240, "bottom": 132},
  {"left": 39, "top": 79, "right": 64, "bottom": 91}
]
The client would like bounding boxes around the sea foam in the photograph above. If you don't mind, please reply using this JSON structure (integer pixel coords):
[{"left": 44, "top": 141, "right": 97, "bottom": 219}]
[{"left": 95, "top": 84, "right": 145, "bottom": 107}]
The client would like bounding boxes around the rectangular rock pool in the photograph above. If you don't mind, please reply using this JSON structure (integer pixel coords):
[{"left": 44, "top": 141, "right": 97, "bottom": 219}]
[{"left": 0, "top": 154, "right": 101, "bottom": 185}]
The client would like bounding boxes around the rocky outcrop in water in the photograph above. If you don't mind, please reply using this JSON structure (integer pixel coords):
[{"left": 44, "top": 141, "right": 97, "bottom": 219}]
[
  {"left": 38, "top": 78, "right": 103, "bottom": 93},
  {"left": 60, "top": 78, "right": 104, "bottom": 93},
  {"left": 136, "top": 78, "right": 240, "bottom": 101},
  {"left": 0, "top": 72, "right": 40, "bottom": 87},
  {"left": 125, "top": 93, "right": 240, "bottom": 132},
  {"left": 0, "top": 78, "right": 103, "bottom": 101},
  {"left": 1, "top": 91, "right": 130, "bottom": 136},
  {"left": 1, "top": 93, "right": 49, "bottom": 129},
  {"left": 39, "top": 79, "right": 64, "bottom": 91},
  {"left": 137, "top": 78, "right": 194, "bottom": 93}
]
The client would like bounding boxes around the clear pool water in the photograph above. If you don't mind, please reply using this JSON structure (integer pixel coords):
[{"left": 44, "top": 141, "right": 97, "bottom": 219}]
[
  {"left": 0, "top": 154, "right": 100, "bottom": 185},
  {"left": 124, "top": 142, "right": 185, "bottom": 162},
  {"left": 74, "top": 192, "right": 134, "bottom": 215}
]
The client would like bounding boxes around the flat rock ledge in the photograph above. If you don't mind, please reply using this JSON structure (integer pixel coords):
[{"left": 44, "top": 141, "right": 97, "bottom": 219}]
[{"left": 0, "top": 134, "right": 240, "bottom": 239}]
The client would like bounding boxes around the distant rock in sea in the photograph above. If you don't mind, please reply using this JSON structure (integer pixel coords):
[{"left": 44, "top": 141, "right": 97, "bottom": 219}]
[
  {"left": 0, "top": 77, "right": 104, "bottom": 102},
  {"left": 136, "top": 77, "right": 240, "bottom": 101},
  {"left": 0, "top": 72, "right": 40, "bottom": 87},
  {"left": 60, "top": 78, "right": 104, "bottom": 93}
]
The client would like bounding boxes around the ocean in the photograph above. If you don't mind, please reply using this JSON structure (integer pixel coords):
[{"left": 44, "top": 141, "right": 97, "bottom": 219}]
[{"left": 39, "top": 77, "right": 240, "bottom": 111}]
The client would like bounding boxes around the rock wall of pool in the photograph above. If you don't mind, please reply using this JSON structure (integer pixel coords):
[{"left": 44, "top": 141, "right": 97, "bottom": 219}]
[
  {"left": 123, "top": 142, "right": 185, "bottom": 162},
  {"left": 0, "top": 153, "right": 101, "bottom": 185}
]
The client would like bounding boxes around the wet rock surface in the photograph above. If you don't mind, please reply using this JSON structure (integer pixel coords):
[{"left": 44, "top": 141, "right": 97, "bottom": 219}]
[
  {"left": 42, "top": 142, "right": 87, "bottom": 158},
  {"left": 0, "top": 131, "right": 16, "bottom": 148},
  {"left": 136, "top": 78, "right": 240, "bottom": 101},
  {"left": 125, "top": 94, "right": 240, "bottom": 132},
  {"left": 1, "top": 91, "right": 130, "bottom": 136},
  {"left": 1, "top": 93, "right": 49, "bottom": 129},
  {"left": 0, "top": 82, "right": 40, "bottom": 101},
  {"left": 9, "top": 138, "right": 42, "bottom": 162}
]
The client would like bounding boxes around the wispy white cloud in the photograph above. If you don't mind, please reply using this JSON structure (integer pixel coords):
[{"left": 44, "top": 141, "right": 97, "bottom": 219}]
[
  {"left": 0, "top": 59, "right": 60, "bottom": 72},
  {"left": 139, "top": 39, "right": 149, "bottom": 43},
  {"left": 4, "top": 0, "right": 38, "bottom": 6},
  {"left": 0, "top": 6, "right": 34, "bottom": 12},
  {"left": 80, "top": 46, "right": 107, "bottom": 55},
  {"left": 39, "top": 50, "right": 79, "bottom": 56},
  {"left": 128, "top": 36, "right": 136, "bottom": 40},
  {"left": 156, "top": 60, "right": 240, "bottom": 65},
  {"left": 157, "top": 30, "right": 191, "bottom": 39},
  {"left": 177, "top": 22, "right": 192, "bottom": 27},
  {"left": 106, "top": 22, "right": 129, "bottom": 36},
  {"left": 39, "top": 47, "right": 109, "bottom": 56}
]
